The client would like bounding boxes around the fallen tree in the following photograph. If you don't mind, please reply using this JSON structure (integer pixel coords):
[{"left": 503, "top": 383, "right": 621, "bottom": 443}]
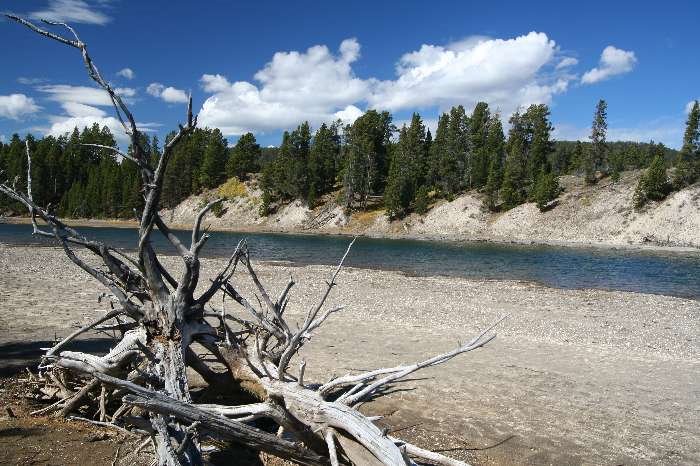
[{"left": 2, "top": 14, "right": 504, "bottom": 466}]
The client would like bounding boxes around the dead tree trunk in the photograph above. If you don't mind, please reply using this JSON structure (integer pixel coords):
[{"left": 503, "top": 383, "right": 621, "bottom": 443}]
[{"left": 1, "top": 14, "right": 504, "bottom": 466}]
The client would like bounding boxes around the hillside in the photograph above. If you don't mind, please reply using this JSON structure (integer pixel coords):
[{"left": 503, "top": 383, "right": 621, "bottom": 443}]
[{"left": 160, "top": 171, "right": 700, "bottom": 249}]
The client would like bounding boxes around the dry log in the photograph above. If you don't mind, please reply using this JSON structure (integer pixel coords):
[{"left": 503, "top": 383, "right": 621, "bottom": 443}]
[{"left": 2, "top": 13, "right": 505, "bottom": 466}]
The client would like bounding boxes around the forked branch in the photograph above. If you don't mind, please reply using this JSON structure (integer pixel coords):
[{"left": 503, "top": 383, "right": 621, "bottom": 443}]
[{"left": 3, "top": 14, "right": 506, "bottom": 466}]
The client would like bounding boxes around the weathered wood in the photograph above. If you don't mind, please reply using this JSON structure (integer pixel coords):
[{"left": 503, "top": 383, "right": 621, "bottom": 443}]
[
  {"left": 3, "top": 14, "right": 504, "bottom": 466},
  {"left": 60, "top": 378, "right": 99, "bottom": 417},
  {"left": 390, "top": 437, "right": 470, "bottom": 466},
  {"left": 93, "top": 373, "right": 329, "bottom": 465},
  {"left": 324, "top": 428, "right": 339, "bottom": 466},
  {"left": 264, "top": 380, "right": 406, "bottom": 464}
]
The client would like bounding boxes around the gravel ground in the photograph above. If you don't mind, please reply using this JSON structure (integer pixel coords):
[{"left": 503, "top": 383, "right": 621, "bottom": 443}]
[{"left": 0, "top": 244, "right": 698, "bottom": 465}]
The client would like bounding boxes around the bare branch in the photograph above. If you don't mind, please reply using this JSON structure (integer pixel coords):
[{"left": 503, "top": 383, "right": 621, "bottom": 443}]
[
  {"left": 390, "top": 437, "right": 470, "bottom": 466},
  {"left": 276, "top": 238, "right": 356, "bottom": 376},
  {"left": 196, "top": 239, "right": 243, "bottom": 305},
  {"left": 242, "top": 248, "right": 288, "bottom": 335},
  {"left": 46, "top": 308, "right": 125, "bottom": 357},
  {"left": 191, "top": 198, "right": 223, "bottom": 251},
  {"left": 5, "top": 14, "right": 80, "bottom": 47},
  {"left": 325, "top": 428, "right": 340, "bottom": 466},
  {"left": 80, "top": 143, "right": 149, "bottom": 171},
  {"left": 93, "top": 373, "right": 329, "bottom": 465},
  {"left": 5, "top": 17, "right": 506, "bottom": 466},
  {"left": 298, "top": 359, "right": 307, "bottom": 387},
  {"left": 153, "top": 214, "right": 189, "bottom": 258}
]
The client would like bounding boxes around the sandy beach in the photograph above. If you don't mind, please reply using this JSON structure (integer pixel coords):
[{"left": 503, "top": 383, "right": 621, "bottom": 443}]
[{"left": 0, "top": 244, "right": 698, "bottom": 465}]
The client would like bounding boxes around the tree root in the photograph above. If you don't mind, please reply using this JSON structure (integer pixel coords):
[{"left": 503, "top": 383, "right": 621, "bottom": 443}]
[{"left": 3, "top": 13, "right": 505, "bottom": 465}]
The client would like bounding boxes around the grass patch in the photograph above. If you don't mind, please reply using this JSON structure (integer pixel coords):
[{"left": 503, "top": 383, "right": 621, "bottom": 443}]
[{"left": 352, "top": 209, "right": 383, "bottom": 227}]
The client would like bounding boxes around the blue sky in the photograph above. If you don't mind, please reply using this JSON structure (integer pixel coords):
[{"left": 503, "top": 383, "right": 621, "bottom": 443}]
[{"left": 0, "top": 0, "right": 698, "bottom": 148}]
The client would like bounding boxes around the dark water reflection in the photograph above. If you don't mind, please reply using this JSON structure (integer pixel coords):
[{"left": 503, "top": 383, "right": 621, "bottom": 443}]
[{"left": 2, "top": 223, "right": 699, "bottom": 300}]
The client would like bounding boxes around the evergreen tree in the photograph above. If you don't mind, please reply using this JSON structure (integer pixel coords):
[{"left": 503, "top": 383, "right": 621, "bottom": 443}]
[
  {"left": 307, "top": 123, "right": 341, "bottom": 204},
  {"left": 469, "top": 102, "right": 490, "bottom": 188},
  {"left": 500, "top": 112, "right": 527, "bottom": 209},
  {"left": 426, "top": 112, "right": 449, "bottom": 189},
  {"left": 120, "top": 155, "right": 143, "bottom": 218},
  {"left": 672, "top": 100, "right": 700, "bottom": 188},
  {"left": 609, "top": 151, "right": 625, "bottom": 182},
  {"left": 483, "top": 117, "right": 506, "bottom": 211},
  {"left": 586, "top": 99, "right": 608, "bottom": 183},
  {"left": 161, "top": 128, "right": 215, "bottom": 207},
  {"left": 634, "top": 154, "right": 670, "bottom": 208},
  {"left": 384, "top": 113, "right": 426, "bottom": 218},
  {"left": 227, "top": 132, "right": 261, "bottom": 180},
  {"left": 7, "top": 134, "right": 28, "bottom": 194},
  {"left": 150, "top": 135, "right": 161, "bottom": 167},
  {"left": 342, "top": 110, "right": 393, "bottom": 209},
  {"left": 261, "top": 123, "right": 312, "bottom": 204},
  {"left": 199, "top": 128, "right": 228, "bottom": 189},
  {"left": 424, "top": 128, "right": 432, "bottom": 168},
  {"left": 440, "top": 105, "right": 468, "bottom": 196},
  {"left": 414, "top": 185, "right": 429, "bottom": 215},
  {"left": 532, "top": 168, "right": 560, "bottom": 211},
  {"left": 570, "top": 140, "right": 585, "bottom": 173},
  {"left": 288, "top": 121, "right": 312, "bottom": 199},
  {"left": 62, "top": 181, "right": 86, "bottom": 217},
  {"left": 522, "top": 104, "right": 554, "bottom": 182}
]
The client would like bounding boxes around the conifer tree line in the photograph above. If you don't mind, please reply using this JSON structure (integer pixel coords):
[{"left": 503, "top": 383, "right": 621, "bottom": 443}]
[
  {"left": 1, "top": 100, "right": 693, "bottom": 219},
  {"left": 0, "top": 124, "right": 146, "bottom": 218},
  {"left": 634, "top": 100, "right": 700, "bottom": 208},
  {"left": 0, "top": 123, "right": 259, "bottom": 217}
]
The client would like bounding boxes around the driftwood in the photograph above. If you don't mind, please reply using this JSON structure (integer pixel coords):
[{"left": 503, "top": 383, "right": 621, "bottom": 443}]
[{"left": 1, "top": 14, "right": 504, "bottom": 466}]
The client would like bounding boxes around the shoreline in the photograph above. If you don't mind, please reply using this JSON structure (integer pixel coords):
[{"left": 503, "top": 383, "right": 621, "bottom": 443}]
[
  {"left": 4, "top": 215, "right": 700, "bottom": 255},
  {"left": 0, "top": 245, "right": 698, "bottom": 465},
  {"left": 0, "top": 241, "right": 685, "bottom": 300}
]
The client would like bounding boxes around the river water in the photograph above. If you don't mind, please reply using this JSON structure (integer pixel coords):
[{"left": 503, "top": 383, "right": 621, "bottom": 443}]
[{"left": 1, "top": 223, "right": 699, "bottom": 299}]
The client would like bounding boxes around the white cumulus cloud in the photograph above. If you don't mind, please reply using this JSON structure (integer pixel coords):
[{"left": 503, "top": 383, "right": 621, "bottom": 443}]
[
  {"left": 198, "top": 33, "right": 574, "bottom": 135},
  {"left": 117, "top": 68, "right": 135, "bottom": 80},
  {"left": 33, "top": 84, "right": 157, "bottom": 146},
  {"left": 581, "top": 46, "right": 637, "bottom": 84},
  {"left": 333, "top": 105, "right": 364, "bottom": 125},
  {"left": 198, "top": 39, "right": 369, "bottom": 135},
  {"left": 47, "top": 115, "right": 127, "bottom": 140},
  {"left": 686, "top": 100, "right": 699, "bottom": 114},
  {"left": 200, "top": 74, "right": 232, "bottom": 93},
  {"left": 29, "top": 0, "right": 111, "bottom": 25},
  {"left": 369, "top": 32, "right": 568, "bottom": 115},
  {"left": 0, "top": 94, "right": 41, "bottom": 120},
  {"left": 147, "top": 83, "right": 188, "bottom": 103}
]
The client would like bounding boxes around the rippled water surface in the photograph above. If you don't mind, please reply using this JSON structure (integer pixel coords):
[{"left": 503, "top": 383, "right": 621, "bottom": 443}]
[{"left": 2, "top": 223, "right": 699, "bottom": 299}]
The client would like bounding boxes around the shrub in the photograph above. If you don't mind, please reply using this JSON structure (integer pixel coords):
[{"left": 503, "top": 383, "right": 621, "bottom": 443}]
[
  {"left": 671, "top": 159, "right": 697, "bottom": 190},
  {"left": 259, "top": 190, "right": 272, "bottom": 217},
  {"left": 218, "top": 178, "right": 247, "bottom": 199},
  {"left": 383, "top": 175, "right": 412, "bottom": 219},
  {"left": 414, "top": 185, "right": 430, "bottom": 215},
  {"left": 633, "top": 155, "right": 670, "bottom": 209},
  {"left": 211, "top": 202, "right": 226, "bottom": 218},
  {"left": 532, "top": 170, "right": 560, "bottom": 211},
  {"left": 306, "top": 182, "right": 317, "bottom": 208}
]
